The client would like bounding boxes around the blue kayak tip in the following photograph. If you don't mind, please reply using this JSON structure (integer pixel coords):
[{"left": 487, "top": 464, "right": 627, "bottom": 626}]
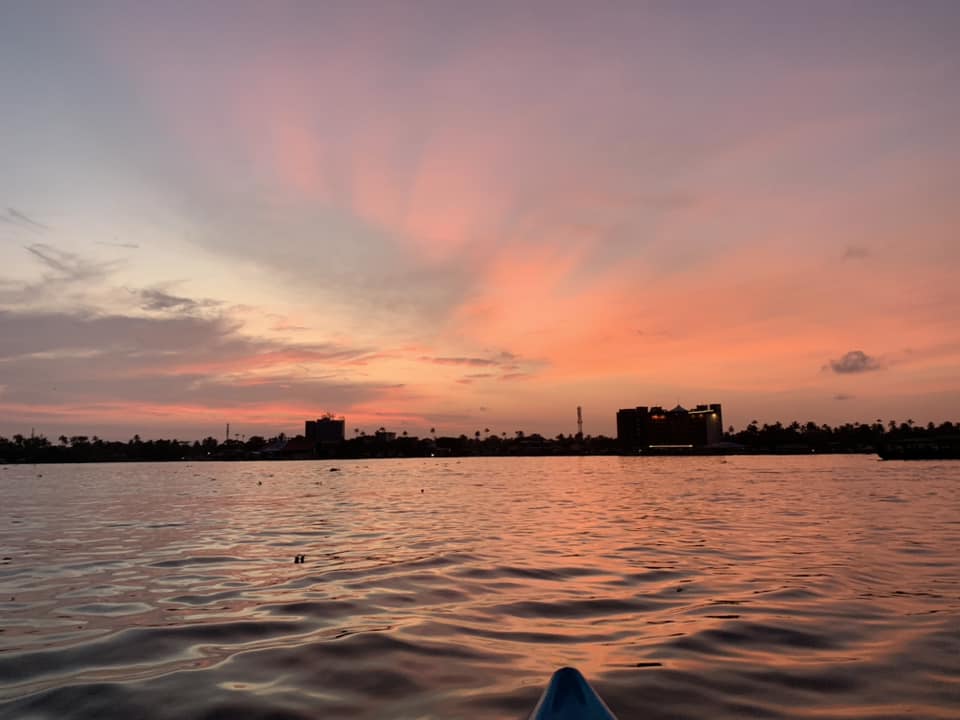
[{"left": 529, "top": 667, "right": 618, "bottom": 720}]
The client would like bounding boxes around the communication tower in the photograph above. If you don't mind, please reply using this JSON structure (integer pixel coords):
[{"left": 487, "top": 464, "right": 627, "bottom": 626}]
[{"left": 576, "top": 406, "right": 583, "bottom": 439}]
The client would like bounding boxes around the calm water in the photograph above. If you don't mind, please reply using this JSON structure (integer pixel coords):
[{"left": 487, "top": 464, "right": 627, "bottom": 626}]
[{"left": 1, "top": 456, "right": 958, "bottom": 719}]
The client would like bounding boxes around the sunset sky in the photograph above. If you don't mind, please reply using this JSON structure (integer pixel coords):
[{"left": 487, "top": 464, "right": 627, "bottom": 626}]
[{"left": 1, "top": 1, "right": 958, "bottom": 440}]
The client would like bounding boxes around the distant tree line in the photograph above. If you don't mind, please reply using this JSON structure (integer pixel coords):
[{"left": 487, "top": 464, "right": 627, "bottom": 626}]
[
  {"left": 723, "top": 419, "right": 957, "bottom": 453},
  {"left": 0, "top": 419, "right": 956, "bottom": 463},
  {"left": 0, "top": 433, "right": 275, "bottom": 464}
]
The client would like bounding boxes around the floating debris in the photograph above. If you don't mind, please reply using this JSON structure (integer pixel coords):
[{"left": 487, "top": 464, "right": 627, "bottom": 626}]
[{"left": 293, "top": 554, "right": 306, "bottom": 564}]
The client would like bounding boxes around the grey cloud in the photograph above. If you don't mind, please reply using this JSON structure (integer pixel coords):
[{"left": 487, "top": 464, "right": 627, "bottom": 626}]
[
  {"left": 0, "top": 310, "right": 233, "bottom": 359},
  {"left": 421, "top": 351, "right": 525, "bottom": 369},
  {"left": 24, "top": 243, "right": 117, "bottom": 283},
  {"left": 4, "top": 361, "right": 389, "bottom": 410},
  {"left": 25, "top": 243, "right": 78, "bottom": 276},
  {"left": 0, "top": 244, "right": 121, "bottom": 310},
  {"left": 827, "top": 350, "right": 882, "bottom": 374},
  {"left": 138, "top": 288, "right": 218, "bottom": 313},
  {"left": 2, "top": 208, "right": 50, "bottom": 231},
  {"left": 833, "top": 393, "right": 855, "bottom": 400},
  {"left": 0, "top": 309, "right": 380, "bottom": 412},
  {"left": 424, "top": 356, "right": 499, "bottom": 367}
]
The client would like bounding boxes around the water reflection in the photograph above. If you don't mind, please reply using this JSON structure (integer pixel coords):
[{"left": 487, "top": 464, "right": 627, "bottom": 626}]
[{"left": 1, "top": 456, "right": 958, "bottom": 718}]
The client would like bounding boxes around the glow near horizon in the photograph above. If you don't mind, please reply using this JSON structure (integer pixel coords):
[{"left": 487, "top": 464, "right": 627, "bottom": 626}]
[{"left": 1, "top": 2, "right": 959, "bottom": 440}]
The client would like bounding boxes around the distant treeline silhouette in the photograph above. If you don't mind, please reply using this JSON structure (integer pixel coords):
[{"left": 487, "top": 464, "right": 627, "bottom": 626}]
[
  {"left": 723, "top": 419, "right": 956, "bottom": 453},
  {"left": 0, "top": 419, "right": 957, "bottom": 463}
]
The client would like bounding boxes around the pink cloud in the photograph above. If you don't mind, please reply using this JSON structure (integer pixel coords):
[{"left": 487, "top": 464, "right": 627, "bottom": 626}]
[{"left": 38, "top": 6, "right": 957, "bottom": 436}]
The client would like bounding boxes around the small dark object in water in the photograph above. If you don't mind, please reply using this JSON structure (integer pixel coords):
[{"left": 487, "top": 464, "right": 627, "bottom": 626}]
[
  {"left": 676, "top": 587, "right": 684, "bottom": 592},
  {"left": 329, "top": 467, "right": 340, "bottom": 472},
  {"left": 257, "top": 480, "right": 262, "bottom": 485},
  {"left": 293, "top": 554, "right": 306, "bottom": 564},
  {"left": 421, "top": 488, "right": 424, "bottom": 493}
]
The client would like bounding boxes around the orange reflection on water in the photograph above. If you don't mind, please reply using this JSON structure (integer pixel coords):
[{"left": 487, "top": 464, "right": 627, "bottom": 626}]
[{"left": 1, "top": 455, "right": 958, "bottom": 719}]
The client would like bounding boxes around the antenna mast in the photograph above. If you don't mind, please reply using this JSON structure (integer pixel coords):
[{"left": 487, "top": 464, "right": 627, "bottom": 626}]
[{"left": 576, "top": 406, "right": 583, "bottom": 439}]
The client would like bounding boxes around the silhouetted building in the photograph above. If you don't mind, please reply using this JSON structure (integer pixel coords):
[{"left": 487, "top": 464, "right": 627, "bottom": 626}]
[
  {"left": 617, "top": 403, "right": 722, "bottom": 452},
  {"left": 305, "top": 416, "right": 345, "bottom": 445}
]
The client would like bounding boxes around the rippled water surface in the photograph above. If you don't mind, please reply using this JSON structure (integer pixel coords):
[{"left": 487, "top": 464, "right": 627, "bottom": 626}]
[{"left": 1, "top": 456, "right": 959, "bottom": 719}]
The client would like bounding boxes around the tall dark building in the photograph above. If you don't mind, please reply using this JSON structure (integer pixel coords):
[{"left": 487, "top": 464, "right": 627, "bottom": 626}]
[
  {"left": 305, "top": 416, "right": 346, "bottom": 445},
  {"left": 617, "top": 403, "right": 722, "bottom": 452}
]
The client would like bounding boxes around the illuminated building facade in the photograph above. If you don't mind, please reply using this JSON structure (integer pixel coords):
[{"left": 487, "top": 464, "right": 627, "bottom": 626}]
[{"left": 616, "top": 403, "right": 723, "bottom": 452}]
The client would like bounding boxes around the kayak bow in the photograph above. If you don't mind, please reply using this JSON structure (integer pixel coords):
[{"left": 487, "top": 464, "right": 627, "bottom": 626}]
[{"left": 529, "top": 667, "right": 618, "bottom": 720}]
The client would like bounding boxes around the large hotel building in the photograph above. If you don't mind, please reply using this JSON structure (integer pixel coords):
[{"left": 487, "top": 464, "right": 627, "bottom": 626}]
[
  {"left": 305, "top": 416, "right": 346, "bottom": 445},
  {"left": 616, "top": 403, "right": 723, "bottom": 452}
]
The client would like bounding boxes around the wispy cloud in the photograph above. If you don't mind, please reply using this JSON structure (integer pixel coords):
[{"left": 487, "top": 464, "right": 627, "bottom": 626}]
[
  {"left": 137, "top": 288, "right": 218, "bottom": 314},
  {"left": 1, "top": 208, "right": 50, "bottom": 231},
  {"left": 96, "top": 239, "right": 140, "bottom": 249},
  {"left": 422, "top": 356, "right": 499, "bottom": 367},
  {"left": 24, "top": 243, "right": 117, "bottom": 283}
]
